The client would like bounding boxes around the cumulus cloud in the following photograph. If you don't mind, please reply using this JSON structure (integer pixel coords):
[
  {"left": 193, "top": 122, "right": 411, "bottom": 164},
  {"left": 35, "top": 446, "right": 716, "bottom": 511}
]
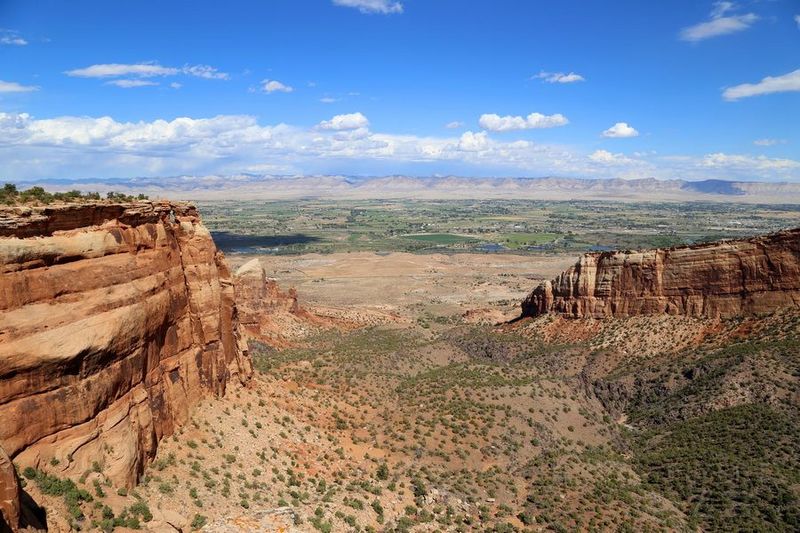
[
  {"left": 66, "top": 62, "right": 229, "bottom": 81},
  {"left": 317, "top": 112, "right": 369, "bottom": 130},
  {"left": 457, "top": 131, "right": 490, "bottom": 152},
  {"left": 0, "top": 30, "right": 27, "bottom": 46},
  {"left": 723, "top": 69, "right": 800, "bottom": 101},
  {"left": 479, "top": 112, "right": 569, "bottom": 132},
  {"left": 534, "top": 71, "right": 585, "bottom": 83},
  {"left": 795, "top": 14, "right": 800, "bottom": 29},
  {"left": 332, "top": 0, "right": 403, "bottom": 14},
  {"left": 589, "top": 149, "right": 636, "bottom": 165},
  {"left": 262, "top": 80, "right": 294, "bottom": 93},
  {"left": 680, "top": 2, "right": 758, "bottom": 42},
  {"left": 602, "top": 122, "right": 639, "bottom": 138},
  {"left": 445, "top": 121, "right": 464, "bottom": 129},
  {"left": 0, "top": 80, "right": 39, "bottom": 93},
  {"left": 0, "top": 110, "right": 798, "bottom": 182}
]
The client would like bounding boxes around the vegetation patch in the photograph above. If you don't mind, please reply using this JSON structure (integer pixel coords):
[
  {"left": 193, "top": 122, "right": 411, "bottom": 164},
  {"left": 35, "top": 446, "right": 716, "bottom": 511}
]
[{"left": 632, "top": 403, "right": 800, "bottom": 531}]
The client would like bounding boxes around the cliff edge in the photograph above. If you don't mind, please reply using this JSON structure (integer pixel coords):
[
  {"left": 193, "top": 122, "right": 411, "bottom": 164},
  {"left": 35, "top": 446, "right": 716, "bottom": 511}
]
[
  {"left": 0, "top": 201, "right": 252, "bottom": 530},
  {"left": 522, "top": 228, "right": 800, "bottom": 319}
]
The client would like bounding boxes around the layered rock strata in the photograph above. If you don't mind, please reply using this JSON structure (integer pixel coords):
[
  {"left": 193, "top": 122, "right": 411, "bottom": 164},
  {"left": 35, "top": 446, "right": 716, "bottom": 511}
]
[
  {"left": 0, "top": 446, "right": 20, "bottom": 532},
  {"left": 522, "top": 228, "right": 800, "bottom": 319},
  {"left": 234, "top": 258, "right": 326, "bottom": 347},
  {"left": 0, "top": 201, "right": 251, "bottom": 530}
]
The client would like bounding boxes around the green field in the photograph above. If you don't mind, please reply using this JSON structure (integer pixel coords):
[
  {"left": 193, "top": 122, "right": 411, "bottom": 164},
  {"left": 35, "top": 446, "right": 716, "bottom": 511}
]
[
  {"left": 498, "top": 232, "right": 562, "bottom": 249},
  {"left": 402, "top": 233, "right": 477, "bottom": 245},
  {"left": 197, "top": 199, "right": 800, "bottom": 256}
]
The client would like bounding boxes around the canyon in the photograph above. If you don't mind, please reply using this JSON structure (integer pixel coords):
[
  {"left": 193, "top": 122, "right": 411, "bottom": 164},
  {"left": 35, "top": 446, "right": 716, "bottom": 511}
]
[
  {"left": 1, "top": 201, "right": 799, "bottom": 532},
  {"left": 0, "top": 202, "right": 251, "bottom": 531},
  {"left": 522, "top": 227, "right": 800, "bottom": 319}
]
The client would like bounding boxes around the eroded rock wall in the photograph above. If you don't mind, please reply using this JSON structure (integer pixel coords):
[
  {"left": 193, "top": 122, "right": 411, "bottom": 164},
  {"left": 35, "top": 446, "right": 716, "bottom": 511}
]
[
  {"left": 0, "top": 202, "right": 251, "bottom": 529},
  {"left": 234, "top": 258, "right": 328, "bottom": 348},
  {"left": 0, "top": 445, "right": 20, "bottom": 532},
  {"left": 522, "top": 228, "right": 800, "bottom": 319}
]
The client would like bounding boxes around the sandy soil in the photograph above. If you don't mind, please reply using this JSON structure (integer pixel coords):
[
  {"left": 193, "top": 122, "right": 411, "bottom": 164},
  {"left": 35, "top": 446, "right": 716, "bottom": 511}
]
[{"left": 227, "top": 251, "right": 576, "bottom": 322}]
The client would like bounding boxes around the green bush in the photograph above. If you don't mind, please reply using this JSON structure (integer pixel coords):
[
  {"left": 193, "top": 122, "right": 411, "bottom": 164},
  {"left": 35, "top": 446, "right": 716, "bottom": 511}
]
[{"left": 190, "top": 514, "right": 208, "bottom": 529}]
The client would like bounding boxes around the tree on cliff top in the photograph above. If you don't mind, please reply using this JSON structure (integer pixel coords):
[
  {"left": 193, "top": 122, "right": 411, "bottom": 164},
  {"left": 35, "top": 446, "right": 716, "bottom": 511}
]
[{"left": 0, "top": 184, "right": 146, "bottom": 205}]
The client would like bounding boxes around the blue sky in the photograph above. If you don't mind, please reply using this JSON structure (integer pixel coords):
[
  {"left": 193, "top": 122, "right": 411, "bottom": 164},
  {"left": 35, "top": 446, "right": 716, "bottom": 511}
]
[{"left": 1, "top": 0, "right": 799, "bottom": 181}]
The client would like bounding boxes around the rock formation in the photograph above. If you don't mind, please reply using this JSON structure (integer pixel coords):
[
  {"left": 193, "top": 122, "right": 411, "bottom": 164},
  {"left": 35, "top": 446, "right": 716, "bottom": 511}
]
[
  {"left": 234, "top": 258, "right": 326, "bottom": 348},
  {"left": 0, "top": 446, "right": 20, "bottom": 532},
  {"left": 0, "top": 201, "right": 251, "bottom": 530},
  {"left": 522, "top": 228, "right": 800, "bottom": 319}
]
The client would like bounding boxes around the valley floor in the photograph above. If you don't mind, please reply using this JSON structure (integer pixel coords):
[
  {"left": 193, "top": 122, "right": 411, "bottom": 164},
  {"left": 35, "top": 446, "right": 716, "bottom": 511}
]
[{"left": 23, "top": 251, "right": 800, "bottom": 532}]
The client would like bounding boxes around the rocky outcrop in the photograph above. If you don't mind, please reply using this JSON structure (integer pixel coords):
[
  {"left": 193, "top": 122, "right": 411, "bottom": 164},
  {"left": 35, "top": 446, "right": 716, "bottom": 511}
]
[
  {"left": 522, "top": 228, "right": 800, "bottom": 319},
  {"left": 234, "top": 258, "right": 326, "bottom": 348},
  {"left": 0, "top": 446, "right": 20, "bottom": 532},
  {"left": 0, "top": 201, "right": 251, "bottom": 530}
]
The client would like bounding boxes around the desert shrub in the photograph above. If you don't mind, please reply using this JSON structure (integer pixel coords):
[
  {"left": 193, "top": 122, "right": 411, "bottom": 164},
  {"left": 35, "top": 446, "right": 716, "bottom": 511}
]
[{"left": 191, "top": 514, "right": 208, "bottom": 529}]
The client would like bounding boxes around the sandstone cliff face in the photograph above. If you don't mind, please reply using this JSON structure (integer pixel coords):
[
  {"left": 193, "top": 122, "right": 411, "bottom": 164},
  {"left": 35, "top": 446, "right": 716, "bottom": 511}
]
[
  {"left": 0, "top": 201, "right": 251, "bottom": 529},
  {"left": 522, "top": 228, "right": 800, "bottom": 319},
  {"left": 0, "top": 446, "right": 20, "bottom": 532},
  {"left": 234, "top": 258, "right": 326, "bottom": 348}
]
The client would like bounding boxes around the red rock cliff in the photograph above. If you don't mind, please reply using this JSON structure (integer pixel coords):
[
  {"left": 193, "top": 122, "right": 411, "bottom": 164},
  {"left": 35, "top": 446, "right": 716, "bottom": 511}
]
[
  {"left": 234, "top": 258, "right": 328, "bottom": 348},
  {"left": 522, "top": 228, "right": 800, "bottom": 319},
  {"left": 0, "top": 201, "right": 252, "bottom": 530}
]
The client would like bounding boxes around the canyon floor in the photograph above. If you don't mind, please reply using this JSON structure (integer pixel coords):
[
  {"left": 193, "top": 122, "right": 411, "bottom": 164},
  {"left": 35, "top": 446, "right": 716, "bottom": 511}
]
[{"left": 23, "top": 249, "right": 800, "bottom": 532}]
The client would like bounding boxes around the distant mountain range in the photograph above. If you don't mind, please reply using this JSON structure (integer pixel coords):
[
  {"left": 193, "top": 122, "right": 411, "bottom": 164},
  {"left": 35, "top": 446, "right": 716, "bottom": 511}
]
[{"left": 18, "top": 175, "right": 800, "bottom": 203}]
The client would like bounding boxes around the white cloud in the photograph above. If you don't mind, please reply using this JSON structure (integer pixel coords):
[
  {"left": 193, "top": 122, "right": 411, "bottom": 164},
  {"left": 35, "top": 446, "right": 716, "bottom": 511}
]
[
  {"left": 794, "top": 14, "right": 800, "bottom": 28},
  {"left": 754, "top": 138, "right": 786, "bottom": 147},
  {"left": 0, "top": 110, "right": 798, "bottom": 182},
  {"left": 723, "top": 69, "right": 800, "bottom": 101},
  {"left": 320, "top": 97, "right": 339, "bottom": 103},
  {"left": 602, "top": 122, "right": 639, "bottom": 138},
  {"left": 0, "top": 80, "right": 39, "bottom": 93},
  {"left": 106, "top": 79, "right": 159, "bottom": 88},
  {"left": 182, "top": 64, "right": 230, "bottom": 80},
  {"left": 479, "top": 112, "right": 569, "bottom": 132},
  {"left": 534, "top": 71, "right": 585, "bottom": 83},
  {"left": 701, "top": 152, "right": 800, "bottom": 171},
  {"left": 317, "top": 112, "right": 369, "bottom": 130},
  {"left": 457, "top": 131, "right": 489, "bottom": 152},
  {"left": 65, "top": 62, "right": 229, "bottom": 81},
  {"left": 710, "top": 1, "right": 735, "bottom": 18},
  {"left": 170, "top": 82, "right": 182, "bottom": 90},
  {"left": 0, "top": 30, "right": 27, "bottom": 46},
  {"left": 332, "top": 0, "right": 403, "bottom": 14},
  {"left": 445, "top": 121, "right": 464, "bottom": 129},
  {"left": 589, "top": 149, "right": 636, "bottom": 165},
  {"left": 66, "top": 63, "right": 179, "bottom": 78},
  {"left": 680, "top": 2, "right": 758, "bottom": 42},
  {"left": 262, "top": 80, "right": 294, "bottom": 93}
]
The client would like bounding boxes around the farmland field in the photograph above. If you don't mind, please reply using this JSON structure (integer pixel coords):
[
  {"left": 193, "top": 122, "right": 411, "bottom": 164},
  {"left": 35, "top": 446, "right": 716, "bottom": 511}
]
[{"left": 198, "top": 199, "right": 800, "bottom": 256}]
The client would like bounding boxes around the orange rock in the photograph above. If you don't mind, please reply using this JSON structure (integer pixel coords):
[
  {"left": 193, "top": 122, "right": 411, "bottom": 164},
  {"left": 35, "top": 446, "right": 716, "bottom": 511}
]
[
  {"left": 0, "top": 445, "right": 20, "bottom": 531},
  {"left": 523, "top": 228, "right": 800, "bottom": 319},
  {"left": 234, "top": 258, "right": 329, "bottom": 347},
  {"left": 0, "top": 201, "right": 251, "bottom": 526}
]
